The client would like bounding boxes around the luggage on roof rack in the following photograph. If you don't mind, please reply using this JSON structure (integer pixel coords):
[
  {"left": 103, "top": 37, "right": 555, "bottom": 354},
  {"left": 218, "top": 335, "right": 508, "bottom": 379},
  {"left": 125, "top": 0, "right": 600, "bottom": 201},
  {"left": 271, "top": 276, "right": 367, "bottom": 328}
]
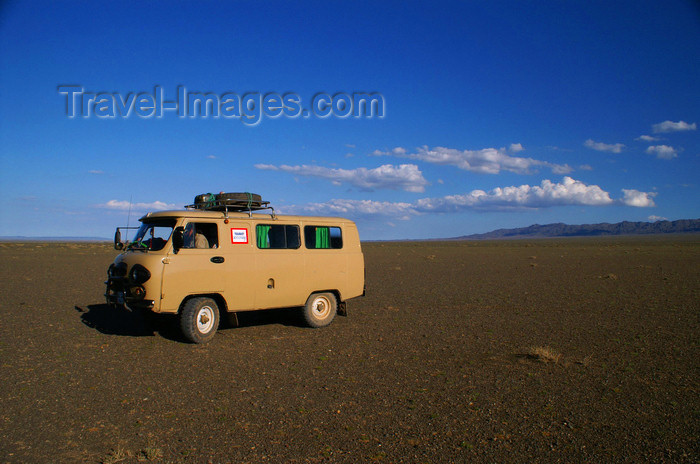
[{"left": 188, "top": 192, "right": 270, "bottom": 212}]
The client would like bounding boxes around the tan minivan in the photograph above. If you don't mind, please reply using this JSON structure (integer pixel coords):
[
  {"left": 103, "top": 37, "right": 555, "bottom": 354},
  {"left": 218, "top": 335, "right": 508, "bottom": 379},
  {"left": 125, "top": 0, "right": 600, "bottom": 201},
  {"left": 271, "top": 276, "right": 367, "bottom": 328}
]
[{"left": 105, "top": 193, "right": 365, "bottom": 343}]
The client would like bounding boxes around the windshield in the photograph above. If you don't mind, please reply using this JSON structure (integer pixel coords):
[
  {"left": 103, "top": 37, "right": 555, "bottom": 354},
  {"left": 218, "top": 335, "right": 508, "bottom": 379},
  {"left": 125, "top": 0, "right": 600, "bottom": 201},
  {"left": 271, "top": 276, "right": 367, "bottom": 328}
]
[{"left": 129, "top": 220, "right": 175, "bottom": 251}]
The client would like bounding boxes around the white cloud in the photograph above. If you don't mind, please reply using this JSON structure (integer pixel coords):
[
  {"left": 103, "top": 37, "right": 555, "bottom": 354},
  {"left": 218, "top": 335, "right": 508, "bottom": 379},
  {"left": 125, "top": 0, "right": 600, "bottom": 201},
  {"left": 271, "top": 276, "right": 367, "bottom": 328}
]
[
  {"left": 373, "top": 145, "right": 571, "bottom": 175},
  {"left": 549, "top": 163, "right": 574, "bottom": 175},
  {"left": 254, "top": 163, "right": 429, "bottom": 192},
  {"left": 620, "top": 189, "right": 656, "bottom": 207},
  {"left": 296, "top": 177, "right": 663, "bottom": 219},
  {"left": 652, "top": 120, "right": 697, "bottom": 133},
  {"left": 373, "top": 147, "right": 407, "bottom": 156},
  {"left": 646, "top": 145, "right": 678, "bottom": 159},
  {"left": 298, "top": 198, "right": 416, "bottom": 220},
  {"left": 99, "top": 200, "right": 177, "bottom": 211},
  {"left": 207, "top": 155, "right": 217, "bottom": 159},
  {"left": 509, "top": 143, "right": 524, "bottom": 153},
  {"left": 414, "top": 177, "right": 613, "bottom": 212},
  {"left": 648, "top": 215, "right": 667, "bottom": 222},
  {"left": 584, "top": 139, "right": 625, "bottom": 153},
  {"left": 636, "top": 135, "right": 660, "bottom": 142},
  {"left": 578, "top": 164, "right": 593, "bottom": 171},
  {"left": 88, "top": 170, "right": 104, "bottom": 174}
]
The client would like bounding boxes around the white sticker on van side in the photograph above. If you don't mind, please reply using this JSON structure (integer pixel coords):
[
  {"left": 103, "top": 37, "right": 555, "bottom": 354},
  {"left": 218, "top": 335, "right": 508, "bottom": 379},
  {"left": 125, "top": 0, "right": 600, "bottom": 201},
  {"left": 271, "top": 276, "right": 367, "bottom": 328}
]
[{"left": 231, "top": 228, "right": 248, "bottom": 244}]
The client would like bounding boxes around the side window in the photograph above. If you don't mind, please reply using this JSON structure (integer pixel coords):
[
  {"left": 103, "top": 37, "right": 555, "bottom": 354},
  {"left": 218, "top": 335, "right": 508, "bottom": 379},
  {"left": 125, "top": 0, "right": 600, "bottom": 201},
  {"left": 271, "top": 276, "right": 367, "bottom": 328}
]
[
  {"left": 256, "top": 224, "right": 300, "bottom": 249},
  {"left": 304, "top": 226, "right": 343, "bottom": 249},
  {"left": 183, "top": 222, "right": 218, "bottom": 249}
]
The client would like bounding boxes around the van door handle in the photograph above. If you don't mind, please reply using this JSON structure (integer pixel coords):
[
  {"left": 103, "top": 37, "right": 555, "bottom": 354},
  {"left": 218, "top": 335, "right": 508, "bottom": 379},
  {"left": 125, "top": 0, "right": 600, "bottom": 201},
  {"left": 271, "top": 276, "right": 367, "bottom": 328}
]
[{"left": 211, "top": 256, "right": 224, "bottom": 264}]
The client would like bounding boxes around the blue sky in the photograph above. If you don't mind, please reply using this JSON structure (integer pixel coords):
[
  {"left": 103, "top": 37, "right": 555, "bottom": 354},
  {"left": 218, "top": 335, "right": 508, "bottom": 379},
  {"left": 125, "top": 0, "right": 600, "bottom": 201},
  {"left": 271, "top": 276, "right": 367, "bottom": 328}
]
[{"left": 0, "top": 0, "right": 698, "bottom": 240}]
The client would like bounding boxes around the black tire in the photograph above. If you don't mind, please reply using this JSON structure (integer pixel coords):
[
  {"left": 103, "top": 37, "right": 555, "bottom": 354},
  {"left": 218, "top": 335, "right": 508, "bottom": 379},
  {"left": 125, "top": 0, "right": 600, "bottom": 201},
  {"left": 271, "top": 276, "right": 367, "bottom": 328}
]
[
  {"left": 216, "top": 192, "right": 262, "bottom": 203},
  {"left": 180, "top": 297, "right": 220, "bottom": 343},
  {"left": 302, "top": 292, "right": 337, "bottom": 328}
]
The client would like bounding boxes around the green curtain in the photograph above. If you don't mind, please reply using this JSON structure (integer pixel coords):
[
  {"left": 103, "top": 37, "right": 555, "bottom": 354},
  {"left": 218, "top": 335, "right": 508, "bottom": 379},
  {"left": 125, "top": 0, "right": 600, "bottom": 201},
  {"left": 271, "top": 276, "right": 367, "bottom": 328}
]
[
  {"left": 315, "top": 226, "right": 330, "bottom": 249},
  {"left": 256, "top": 225, "right": 271, "bottom": 248}
]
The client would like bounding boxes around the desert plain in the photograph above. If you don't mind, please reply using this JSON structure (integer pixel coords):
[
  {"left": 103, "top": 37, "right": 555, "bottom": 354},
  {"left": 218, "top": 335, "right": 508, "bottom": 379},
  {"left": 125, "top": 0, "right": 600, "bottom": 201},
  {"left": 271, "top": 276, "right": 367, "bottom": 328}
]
[{"left": 0, "top": 236, "right": 698, "bottom": 463}]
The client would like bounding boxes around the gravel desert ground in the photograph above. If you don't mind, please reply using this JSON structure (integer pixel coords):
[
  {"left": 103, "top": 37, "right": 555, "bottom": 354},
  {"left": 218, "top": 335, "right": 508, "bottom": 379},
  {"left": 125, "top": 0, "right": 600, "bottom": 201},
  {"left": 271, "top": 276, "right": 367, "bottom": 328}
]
[{"left": 0, "top": 236, "right": 698, "bottom": 463}]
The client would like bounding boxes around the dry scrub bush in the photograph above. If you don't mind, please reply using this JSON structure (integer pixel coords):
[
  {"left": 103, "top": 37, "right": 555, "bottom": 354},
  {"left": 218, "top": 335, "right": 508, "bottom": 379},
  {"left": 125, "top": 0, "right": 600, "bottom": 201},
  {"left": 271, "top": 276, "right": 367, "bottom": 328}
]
[
  {"left": 102, "top": 447, "right": 129, "bottom": 464},
  {"left": 529, "top": 346, "right": 562, "bottom": 364}
]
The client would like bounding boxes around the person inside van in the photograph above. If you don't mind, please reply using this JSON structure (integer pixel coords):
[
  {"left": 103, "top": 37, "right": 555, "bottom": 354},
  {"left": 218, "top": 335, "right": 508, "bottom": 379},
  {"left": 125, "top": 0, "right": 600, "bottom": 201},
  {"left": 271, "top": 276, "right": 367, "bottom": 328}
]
[{"left": 184, "top": 223, "right": 209, "bottom": 249}]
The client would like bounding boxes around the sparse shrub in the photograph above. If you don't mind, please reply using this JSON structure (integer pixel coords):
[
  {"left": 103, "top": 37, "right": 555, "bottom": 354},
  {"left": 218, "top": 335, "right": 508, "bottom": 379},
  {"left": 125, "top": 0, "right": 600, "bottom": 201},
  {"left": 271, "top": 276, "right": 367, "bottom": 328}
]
[
  {"left": 137, "top": 445, "right": 163, "bottom": 461},
  {"left": 102, "top": 446, "right": 130, "bottom": 464},
  {"left": 529, "top": 346, "right": 562, "bottom": 364}
]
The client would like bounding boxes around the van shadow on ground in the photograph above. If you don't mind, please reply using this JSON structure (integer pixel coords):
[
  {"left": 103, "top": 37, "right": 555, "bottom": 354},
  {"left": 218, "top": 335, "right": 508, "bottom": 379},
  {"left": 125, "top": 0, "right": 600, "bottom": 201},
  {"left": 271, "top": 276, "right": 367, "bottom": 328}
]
[
  {"left": 75, "top": 304, "right": 307, "bottom": 342},
  {"left": 75, "top": 304, "right": 177, "bottom": 339},
  {"left": 226, "top": 307, "right": 308, "bottom": 329}
]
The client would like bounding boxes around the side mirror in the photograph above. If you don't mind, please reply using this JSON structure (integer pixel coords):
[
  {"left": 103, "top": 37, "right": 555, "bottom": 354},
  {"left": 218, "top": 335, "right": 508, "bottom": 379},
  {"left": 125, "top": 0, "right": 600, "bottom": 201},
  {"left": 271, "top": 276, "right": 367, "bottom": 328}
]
[
  {"left": 172, "top": 227, "right": 184, "bottom": 253},
  {"left": 114, "top": 229, "right": 123, "bottom": 250}
]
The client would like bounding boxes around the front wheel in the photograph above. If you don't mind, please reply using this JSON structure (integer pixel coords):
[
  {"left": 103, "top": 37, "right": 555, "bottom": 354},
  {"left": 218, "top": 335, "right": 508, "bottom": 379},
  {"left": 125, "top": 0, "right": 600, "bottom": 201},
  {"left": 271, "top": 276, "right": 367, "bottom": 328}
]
[
  {"left": 302, "top": 292, "right": 337, "bottom": 328},
  {"left": 180, "top": 297, "right": 219, "bottom": 343}
]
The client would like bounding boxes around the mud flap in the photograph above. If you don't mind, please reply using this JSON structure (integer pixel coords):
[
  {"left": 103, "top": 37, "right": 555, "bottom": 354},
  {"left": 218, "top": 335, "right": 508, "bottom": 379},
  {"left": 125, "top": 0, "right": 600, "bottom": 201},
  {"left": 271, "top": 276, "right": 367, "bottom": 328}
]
[
  {"left": 227, "top": 312, "right": 240, "bottom": 327},
  {"left": 337, "top": 301, "right": 347, "bottom": 317}
]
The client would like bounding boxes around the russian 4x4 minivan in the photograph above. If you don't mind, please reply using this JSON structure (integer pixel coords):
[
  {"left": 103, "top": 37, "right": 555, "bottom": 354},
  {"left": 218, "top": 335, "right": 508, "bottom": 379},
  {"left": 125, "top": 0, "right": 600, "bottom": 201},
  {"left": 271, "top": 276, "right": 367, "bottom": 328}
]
[{"left": 105, "top": 193, "right": 365, "bottom": 343}]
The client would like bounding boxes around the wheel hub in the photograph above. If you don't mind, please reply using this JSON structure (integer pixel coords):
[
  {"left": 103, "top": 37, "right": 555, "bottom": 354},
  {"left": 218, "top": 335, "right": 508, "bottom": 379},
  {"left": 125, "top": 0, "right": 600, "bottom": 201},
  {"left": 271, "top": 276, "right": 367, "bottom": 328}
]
[
  {"left": 197, "top": 306, "right": 214, "bottom": 333},
  {"left": 313, "top": 298, "right": 329, "bottom": 317}
]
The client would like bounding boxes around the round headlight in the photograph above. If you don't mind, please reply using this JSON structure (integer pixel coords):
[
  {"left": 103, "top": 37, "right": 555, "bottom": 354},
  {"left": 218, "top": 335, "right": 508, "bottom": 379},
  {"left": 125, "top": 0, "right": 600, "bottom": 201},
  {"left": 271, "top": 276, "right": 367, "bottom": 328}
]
[
  {"left": 129, "top": 264, "right": 151, "bottom": 284},
  {"left": 114, "top": 262, "right": 127, "bottom": 277}
]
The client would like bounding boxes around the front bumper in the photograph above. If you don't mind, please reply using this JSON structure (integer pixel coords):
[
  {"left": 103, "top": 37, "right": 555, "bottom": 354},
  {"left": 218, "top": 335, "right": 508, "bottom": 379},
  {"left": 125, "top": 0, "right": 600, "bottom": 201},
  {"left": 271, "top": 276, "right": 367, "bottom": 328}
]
[{"left": 105, "top": 276, "right": 154, "bottom": 310}]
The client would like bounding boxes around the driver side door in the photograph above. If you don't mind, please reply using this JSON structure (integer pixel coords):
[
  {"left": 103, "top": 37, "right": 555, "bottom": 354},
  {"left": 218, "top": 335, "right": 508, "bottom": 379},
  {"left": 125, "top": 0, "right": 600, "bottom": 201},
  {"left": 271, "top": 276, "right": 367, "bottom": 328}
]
[{"left": 159, "top": 221, "right": 225, "bottom": 312}]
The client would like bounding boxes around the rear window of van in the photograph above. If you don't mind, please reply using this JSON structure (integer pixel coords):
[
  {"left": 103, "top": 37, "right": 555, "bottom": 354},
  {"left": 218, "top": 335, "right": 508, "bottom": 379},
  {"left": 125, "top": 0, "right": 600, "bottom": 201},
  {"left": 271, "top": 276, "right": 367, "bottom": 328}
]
[{"left": 304, "top": 226, "right": 342, "bottom": 249}]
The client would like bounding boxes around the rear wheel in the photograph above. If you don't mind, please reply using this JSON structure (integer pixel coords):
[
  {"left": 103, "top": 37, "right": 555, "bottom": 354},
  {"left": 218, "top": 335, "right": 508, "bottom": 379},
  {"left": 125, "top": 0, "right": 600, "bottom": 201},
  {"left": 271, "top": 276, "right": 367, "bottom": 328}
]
[
  {"left": 180, "top": 297, "right": 219, "bottom": 343},
  {"left": 302, "top": 292, "right": 337, "bottom": 328}
]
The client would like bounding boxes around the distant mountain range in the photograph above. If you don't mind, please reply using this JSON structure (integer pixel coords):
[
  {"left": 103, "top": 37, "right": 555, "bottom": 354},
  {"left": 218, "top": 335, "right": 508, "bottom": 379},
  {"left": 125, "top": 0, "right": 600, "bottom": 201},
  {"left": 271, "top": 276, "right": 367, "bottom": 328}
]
[{"left": 457, "top": 219, "right": 700, "bottom": 240}]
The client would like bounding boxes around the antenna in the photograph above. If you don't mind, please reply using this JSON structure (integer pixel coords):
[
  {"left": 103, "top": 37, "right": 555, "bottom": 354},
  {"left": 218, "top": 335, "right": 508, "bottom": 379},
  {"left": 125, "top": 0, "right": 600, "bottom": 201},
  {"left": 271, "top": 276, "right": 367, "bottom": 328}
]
[{"left": 125, "top": 195, "right": 133, "bottom": 241}]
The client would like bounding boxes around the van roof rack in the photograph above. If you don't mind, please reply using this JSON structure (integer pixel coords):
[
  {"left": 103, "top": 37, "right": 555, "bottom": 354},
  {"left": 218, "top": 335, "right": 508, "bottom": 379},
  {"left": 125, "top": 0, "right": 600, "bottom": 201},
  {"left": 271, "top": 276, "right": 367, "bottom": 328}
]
[{"left": 185, "top": 192, "right": 276, "bottom": 218}]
